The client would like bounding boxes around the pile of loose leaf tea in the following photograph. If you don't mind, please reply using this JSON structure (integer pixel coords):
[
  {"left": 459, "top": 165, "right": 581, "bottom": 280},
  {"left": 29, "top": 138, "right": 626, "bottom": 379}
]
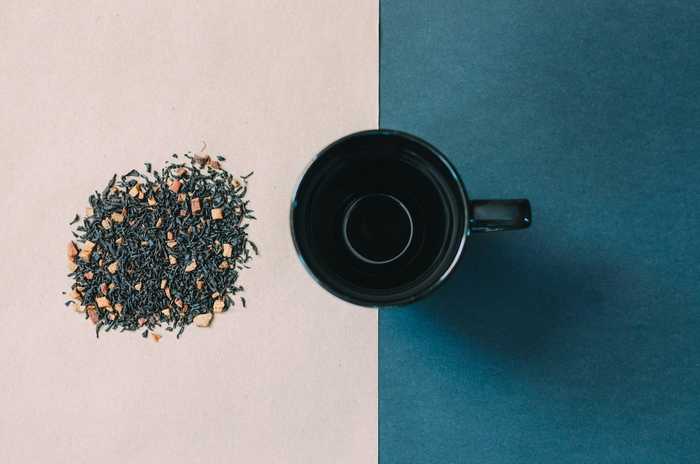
[{"left": 65, "top": 150, "right": 257, "bottom": 340}]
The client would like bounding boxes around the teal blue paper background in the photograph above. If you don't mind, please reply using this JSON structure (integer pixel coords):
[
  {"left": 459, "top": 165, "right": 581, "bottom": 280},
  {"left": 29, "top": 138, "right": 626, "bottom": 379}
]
[{"left": 379, "top": 1, "right": 700, "bottom": 462}]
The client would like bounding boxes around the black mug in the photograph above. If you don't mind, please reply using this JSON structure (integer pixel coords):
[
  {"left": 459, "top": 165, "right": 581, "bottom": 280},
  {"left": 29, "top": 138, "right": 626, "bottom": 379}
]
[{"left": 290, "top": 129, "right": 531, "bottom": 307}]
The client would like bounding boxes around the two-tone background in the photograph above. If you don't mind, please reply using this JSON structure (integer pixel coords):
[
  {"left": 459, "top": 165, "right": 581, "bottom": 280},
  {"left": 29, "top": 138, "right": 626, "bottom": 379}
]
[{"left": 1, "top": 1, "right": 698, "bottom": 463}]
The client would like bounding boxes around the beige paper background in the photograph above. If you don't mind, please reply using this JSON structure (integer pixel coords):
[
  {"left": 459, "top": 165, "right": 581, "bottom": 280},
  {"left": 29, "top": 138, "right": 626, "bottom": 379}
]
[{"left": 0, "top": 1, "right": 377, "bottom": 463}]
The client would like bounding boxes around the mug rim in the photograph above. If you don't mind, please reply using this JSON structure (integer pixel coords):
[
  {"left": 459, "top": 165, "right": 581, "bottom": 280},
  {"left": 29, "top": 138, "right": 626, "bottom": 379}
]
[{"left": 290, "top": 128, "right": 469, "bottom": 307}]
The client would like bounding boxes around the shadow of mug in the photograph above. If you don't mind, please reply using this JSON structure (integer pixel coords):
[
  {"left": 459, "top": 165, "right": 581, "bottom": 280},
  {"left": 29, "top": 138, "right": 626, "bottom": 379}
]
[{"left": 393, "top": 232, "right": 608, "bottom": 361}]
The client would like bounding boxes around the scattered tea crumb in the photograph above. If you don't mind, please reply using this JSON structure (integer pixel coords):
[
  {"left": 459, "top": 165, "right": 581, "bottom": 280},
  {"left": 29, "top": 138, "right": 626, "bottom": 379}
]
[
  {"left": 222, "top": 243, "right": 233, "bottom": 257},
  {"left": 191, "top": 197, "right": 201, "bottom": 214},
  {"left": 67, "top": 241, "right": 79, "bottom": 261},
  {"left": 194, "top": 313, "right": 213, "bottom": 327},
  {"left": 169, "top": 179, "right": 182, "bottom": 193},
  {"left": 128, "top": 183, "right": 141, "bottom": 198}
]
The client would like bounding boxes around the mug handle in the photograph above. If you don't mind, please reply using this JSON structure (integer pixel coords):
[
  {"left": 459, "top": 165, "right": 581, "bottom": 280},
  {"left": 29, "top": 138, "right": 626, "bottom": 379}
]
[{"left": 469, "top": 199, "right": 532, "bottom": 233}]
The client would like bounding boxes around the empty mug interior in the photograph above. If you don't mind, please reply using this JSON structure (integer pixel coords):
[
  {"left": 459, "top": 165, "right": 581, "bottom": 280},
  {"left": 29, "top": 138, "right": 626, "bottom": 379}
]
[
  {"left": 342, "top": 193, "right": 414, "bottom": 265},
  {"left": 291, "top": 130, "right": 467, "bottom": 306}
]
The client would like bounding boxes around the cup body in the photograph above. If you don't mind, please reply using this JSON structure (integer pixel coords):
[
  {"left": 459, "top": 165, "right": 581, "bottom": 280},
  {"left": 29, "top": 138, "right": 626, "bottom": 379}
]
[{"left": 290, "top": 129, "right": 470, "bottom": 307}]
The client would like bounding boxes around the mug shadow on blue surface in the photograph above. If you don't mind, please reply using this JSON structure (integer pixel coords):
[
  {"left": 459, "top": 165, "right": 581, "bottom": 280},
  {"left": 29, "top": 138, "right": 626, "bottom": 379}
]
[{"left": 408, "top": 231, "right": 606, "bottom": 360}]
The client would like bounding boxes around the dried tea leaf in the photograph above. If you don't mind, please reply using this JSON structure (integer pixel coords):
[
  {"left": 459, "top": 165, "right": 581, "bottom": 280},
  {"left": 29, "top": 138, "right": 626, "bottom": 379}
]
[{"left": 66, "top": 151, "right": 256, "bottom": 339}]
